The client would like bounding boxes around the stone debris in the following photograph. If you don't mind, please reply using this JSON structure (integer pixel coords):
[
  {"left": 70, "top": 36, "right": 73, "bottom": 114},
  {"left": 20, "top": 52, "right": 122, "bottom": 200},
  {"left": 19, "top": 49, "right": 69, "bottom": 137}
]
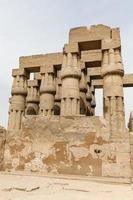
[{"left": 2, "top": 186, "right": 40, "bottom": 192}]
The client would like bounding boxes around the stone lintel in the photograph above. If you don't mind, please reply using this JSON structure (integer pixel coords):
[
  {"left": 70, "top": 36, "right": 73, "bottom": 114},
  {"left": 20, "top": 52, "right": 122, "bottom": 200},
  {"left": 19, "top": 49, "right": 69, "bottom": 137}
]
[
  {"left": 12, "top": 68, "right": 28, "bottom": 77},
  {"left": 34, "top": 73, "right": 41, "bottom": 80},
  {"left": 123, "top": 74, "right": 133, "bottom": 87},
  {"left": 81, "top": 50, "right": 102, "bottom": 62},
  {"left": 87, "top": 67, "right": 101, "bottom": 77},
  {"left": 19, "top": 53, "right": 63, "bottom": 69},
  {"left": 27, "top": 80, "right": 39, "bottom": 87},
  {"left": 92, "top": 79, "right": 103, "bottom": 88},
  {"left": 102, "top": 39, "right": 121, "bottom": 50},
  {"left": 63, "top": 43, "right": 79, "bottom": 54},
  {"left": 91, "top": 74, "right": 133, "bottom": 88},
  {"left": 40, "top": 65, "right": 54, "bottom": 74}
]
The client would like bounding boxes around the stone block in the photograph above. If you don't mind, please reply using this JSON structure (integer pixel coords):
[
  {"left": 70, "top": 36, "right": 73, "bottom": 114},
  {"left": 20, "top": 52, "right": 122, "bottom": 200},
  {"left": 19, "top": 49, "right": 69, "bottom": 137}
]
[
  {"left": 111, "top": 28, "right": 120, "bottom": 40},
  {"left": 102, "top": 162, "right": 131, "bottom": 178},
  {"left": 63, "top": 43, "right": 79, "bottom": 53},
  {"left": 40, "top": 65, "right": 54, "bottom": 74},
  {"left": 81, "top": 50, "right": 102, "bottom": 62},
  {"left": 19, "top": 53, "right": 63, "bottom": 69},
  {"left": 69, "top": 25, "right": 111, "bottom": 43},
  {"left": 12, "top": 68, "right": 28, "bottom": 77},
  {"left": 102, "top": 39, "right": 121, "bottom": 50},
  {"left": 34, "top": 72, "right": 41, "bottom": 80},
  {"left": 27, "top": 80, "right": 39, "bottom": 87}
]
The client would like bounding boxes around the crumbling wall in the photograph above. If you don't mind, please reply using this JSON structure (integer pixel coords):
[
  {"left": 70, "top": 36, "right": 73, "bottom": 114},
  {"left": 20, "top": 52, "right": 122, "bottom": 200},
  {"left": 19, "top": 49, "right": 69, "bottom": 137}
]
[
  {"left": 3, "top": 116, "right": 131, "bottom": 178},
  {"left": 130, "top": 133, "right": 133, "bottom": 177},
  {"left": 0, "top": 126, "right": 6, "bottom": 170}
]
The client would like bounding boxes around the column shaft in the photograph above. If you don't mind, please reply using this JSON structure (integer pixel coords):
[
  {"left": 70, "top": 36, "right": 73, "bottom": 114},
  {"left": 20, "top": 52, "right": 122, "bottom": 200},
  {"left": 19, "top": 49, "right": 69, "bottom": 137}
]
[{"left": 61, "top": 50, "right": 81, "bottom": 116}]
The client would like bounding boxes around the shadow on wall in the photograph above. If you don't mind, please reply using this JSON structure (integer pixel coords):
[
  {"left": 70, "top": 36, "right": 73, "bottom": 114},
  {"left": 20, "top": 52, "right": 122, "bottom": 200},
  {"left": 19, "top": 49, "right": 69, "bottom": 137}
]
[{"left": 26, "top": 107, "right": 37, "bottom": 115}]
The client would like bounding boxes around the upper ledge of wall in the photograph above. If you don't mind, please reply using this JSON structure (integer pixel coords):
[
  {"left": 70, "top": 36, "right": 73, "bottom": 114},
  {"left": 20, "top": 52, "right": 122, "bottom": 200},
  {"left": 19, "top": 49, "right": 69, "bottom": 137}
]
[
  {"left": 19, "top": 52, "right": 63, "bottom": 71},
  {"left": 69, "top": 24, "right": 120, "bottom": 43},
  {"left": 70, "top": 24, "right": 111, "bottom": 32}
]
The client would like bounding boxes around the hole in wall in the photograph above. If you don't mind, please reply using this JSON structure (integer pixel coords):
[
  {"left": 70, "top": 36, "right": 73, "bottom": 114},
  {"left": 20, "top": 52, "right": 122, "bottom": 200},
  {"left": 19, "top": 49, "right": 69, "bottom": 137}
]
[
  {"left": 53, "top": 105, "right": 60, "bottom": 115},
  {"left": 94, "top": 149, "right": 102, "bottom": 154},
  {"left": 26, "top": 107, "right": 37, "bottom": 115},
  {"left": 79, "top": 40, "right": 101, "bottom": 51},
  {"left": 29, "top": 73, "right": 34, "bottom": 80},
  {"left": 80, "top": 97, "right": 86, "bottom": 115}
]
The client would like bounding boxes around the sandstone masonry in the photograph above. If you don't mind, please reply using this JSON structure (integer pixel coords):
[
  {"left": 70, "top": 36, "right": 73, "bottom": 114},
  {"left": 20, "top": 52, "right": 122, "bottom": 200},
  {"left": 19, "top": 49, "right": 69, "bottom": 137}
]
[{"left": 2, "top": 24, "right": 133, "bottom": 182}]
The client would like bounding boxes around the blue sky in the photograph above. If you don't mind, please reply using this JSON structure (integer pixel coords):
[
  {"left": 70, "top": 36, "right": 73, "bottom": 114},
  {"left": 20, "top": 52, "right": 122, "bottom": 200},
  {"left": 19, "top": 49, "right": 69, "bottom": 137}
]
[{"left": 0, "top": 0, "right": 133, "bottom": 127}]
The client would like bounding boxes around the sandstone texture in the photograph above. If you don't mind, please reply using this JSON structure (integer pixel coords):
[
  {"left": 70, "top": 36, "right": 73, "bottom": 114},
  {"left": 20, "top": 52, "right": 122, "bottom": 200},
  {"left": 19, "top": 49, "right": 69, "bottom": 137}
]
[
  {"left": 0, "top": 126, "right": 6, "bottom": 170},
  {"left": 0, "top": 173, "right": 133, "bottom": 200},
  {"left": 4, "top": 116, "right": 131, "bottom": 180},
  {"left": 1, "top": 24, "right": 133, "bottom": 182}
]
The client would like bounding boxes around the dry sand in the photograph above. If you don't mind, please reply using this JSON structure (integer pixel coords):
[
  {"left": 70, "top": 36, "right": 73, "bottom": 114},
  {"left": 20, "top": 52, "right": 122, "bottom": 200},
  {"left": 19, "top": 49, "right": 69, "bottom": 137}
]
[{"left": 0, "top": 173, "right": 132, "bottom": 200}]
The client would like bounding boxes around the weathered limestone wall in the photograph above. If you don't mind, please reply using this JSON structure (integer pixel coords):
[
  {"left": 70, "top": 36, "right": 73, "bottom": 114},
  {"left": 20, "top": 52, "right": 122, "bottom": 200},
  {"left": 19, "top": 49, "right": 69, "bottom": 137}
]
[
  {"left": 130, "top": 133, "right": 133, "bottom": 177},
  {"left": 0, "top": 126, "right": 6, "bottom": 170},
  {"left": 19, "top": 53, "right": 63, "bottom": 69},
  {"left": 129, "top": 112, "right": 133, "bottom": 177},
  {"left": 4, "top": 24, "right": 133, "bottom": 181},
  {"left": 3, "top": 116, "right": 131, "bottom": 178}
]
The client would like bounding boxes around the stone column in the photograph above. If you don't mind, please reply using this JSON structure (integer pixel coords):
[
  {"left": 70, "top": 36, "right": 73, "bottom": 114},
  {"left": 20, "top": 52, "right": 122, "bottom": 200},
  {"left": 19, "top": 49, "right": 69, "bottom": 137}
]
[
  {"left": 60, "top": 43, "right": 81, "bottom": 116},
  {"left": 86, "top": 72, "right": 95, "bottom": 116},
  {"left": 26, "top": 79, "right": 39, "bottom": 115},
  {"left": 129, "top": 112, "right": 133, "bottom": 132},
  {"left": 86, "top": 81, "right": 92, "bottom": 116},
  {"left": 8, "top": 69, "right": 28, "bottom": 130},
  {"left": 101, "top": 48, "right": 125, "bottom": 138},
  {"left": 54, "top": 77, "right": 62, "bottom": 115},
  {"left": 91, "top": 85, "right": 96, "bottom": 115},
  {"left": 79, "top": 67, "right": 87, "bottom": 115},
  {"left": 86, "top": 69, "right": 95, "bottom": 116},
  {"left": 39, "top": 66, "right": 56, "bottom": 116}
]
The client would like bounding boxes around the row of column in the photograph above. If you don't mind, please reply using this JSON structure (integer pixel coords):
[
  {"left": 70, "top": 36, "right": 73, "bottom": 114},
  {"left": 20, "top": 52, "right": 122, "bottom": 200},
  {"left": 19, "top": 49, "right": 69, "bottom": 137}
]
[
  {"left": 8, "top": 67, "right": 56, "bottom": 130},
  {"left": 7, "top": 48, "right": 99, "bottom": 131},
  {"left": 8, "top": 46, "right": 125, "bottom": 138},
  {"left": 60, "top": 44, "right": 96, "bottom": 116}
]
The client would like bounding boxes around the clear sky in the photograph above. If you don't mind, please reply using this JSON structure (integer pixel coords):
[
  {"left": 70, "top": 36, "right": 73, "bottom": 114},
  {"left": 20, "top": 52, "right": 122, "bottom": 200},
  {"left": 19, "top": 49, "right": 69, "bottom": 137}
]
[{"left": 0, "top": 0, "right": 133, "bottom": 127}]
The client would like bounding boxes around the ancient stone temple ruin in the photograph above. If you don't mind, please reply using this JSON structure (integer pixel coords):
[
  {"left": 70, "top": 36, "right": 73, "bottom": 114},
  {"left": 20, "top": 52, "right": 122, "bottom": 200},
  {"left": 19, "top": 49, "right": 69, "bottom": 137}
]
[{"left": 2, "top": 25, "right": 133, "bottom": 182}]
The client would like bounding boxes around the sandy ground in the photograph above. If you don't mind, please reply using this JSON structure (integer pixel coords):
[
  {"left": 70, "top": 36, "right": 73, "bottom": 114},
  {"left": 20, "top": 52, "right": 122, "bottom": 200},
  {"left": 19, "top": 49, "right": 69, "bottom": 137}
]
[{"left": 0, "top": 174, "right": 132, "bottom": 200}]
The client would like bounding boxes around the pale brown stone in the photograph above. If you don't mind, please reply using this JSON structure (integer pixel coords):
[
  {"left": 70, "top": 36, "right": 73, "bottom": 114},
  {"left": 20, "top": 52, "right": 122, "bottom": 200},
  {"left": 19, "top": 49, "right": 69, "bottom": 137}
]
[
  {"left": 0, "top": 126, "right": 6, "bottom": 170},
  {"left": 2, "top": 24, "right": 133, "bottom": 182}
]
